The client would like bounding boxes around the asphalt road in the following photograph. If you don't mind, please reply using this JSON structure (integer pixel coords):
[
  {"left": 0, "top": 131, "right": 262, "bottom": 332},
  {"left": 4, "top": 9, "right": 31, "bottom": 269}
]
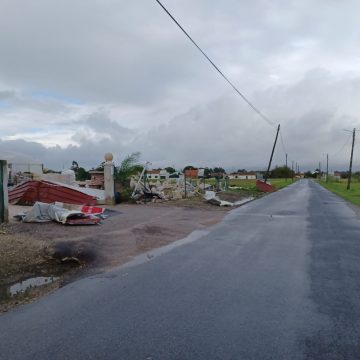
[{"left": 2, "top": 179, "right": 360, "bottom": 359}]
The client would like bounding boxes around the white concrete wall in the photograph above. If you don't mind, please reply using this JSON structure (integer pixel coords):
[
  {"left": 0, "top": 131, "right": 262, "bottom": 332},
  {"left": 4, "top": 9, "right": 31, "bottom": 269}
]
[
  {"left": 147, "top": 174, "right": 160, "bottom": 180},
  {"left": 229, "top": 174, "right": 256, "bottom": 180}
]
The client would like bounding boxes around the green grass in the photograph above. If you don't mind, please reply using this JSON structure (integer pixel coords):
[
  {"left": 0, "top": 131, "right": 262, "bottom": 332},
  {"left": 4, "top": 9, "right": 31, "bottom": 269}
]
[
  {"left": 222, "top": 178, "right": 294, "bottom": 193},
  {"left": 266, "top": 178, "right": 295, "bottom": 190},
  {"left": 319, "top": 178, "right": 360, "bottom": 206},
  {"left": 150, "top": 177, "right": 293, "bottom": 195}
]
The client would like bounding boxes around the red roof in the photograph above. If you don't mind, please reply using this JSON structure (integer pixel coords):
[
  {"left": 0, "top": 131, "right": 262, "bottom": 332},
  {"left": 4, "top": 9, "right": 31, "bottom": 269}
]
[
  {"left": 146, "top": 170, "right": 160, "bottom": 175},
  {"left": 8, "top": 180, "right": 97, "bottom": 206},
  {"left": 185, "top": 169, "right": 199, "bottom": 178}
]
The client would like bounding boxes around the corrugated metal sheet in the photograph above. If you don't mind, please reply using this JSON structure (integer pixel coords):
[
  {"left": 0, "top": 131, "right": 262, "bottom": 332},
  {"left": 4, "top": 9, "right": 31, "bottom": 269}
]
[
  {"left": 256, "top": 180, "right": 276, "bottom": 193},
  {"left": 8, "top": 180, "right": 97, "bottom": 205}
]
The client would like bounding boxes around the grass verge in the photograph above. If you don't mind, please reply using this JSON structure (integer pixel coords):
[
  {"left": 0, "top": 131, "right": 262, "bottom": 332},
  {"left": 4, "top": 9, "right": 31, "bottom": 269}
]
[{"left": 319, "top": 179, "right": 360, "bottom": 206}]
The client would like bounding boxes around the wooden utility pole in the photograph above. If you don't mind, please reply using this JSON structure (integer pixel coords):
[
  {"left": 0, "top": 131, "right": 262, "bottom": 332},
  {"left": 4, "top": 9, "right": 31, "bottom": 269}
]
[
  {"left": 291, "top": 160, "right": 294, "bottom": 182},
  {"left": 326, "top": 154, "right": 329, "bottom": 183},
  {"left": 285, "top": 153, "right": 288, "bottom": 182},
  {"left": 264, "top": 124, "right": 280, "bottom": 183},
  {"left": 347, "top": 128, "right": 356, "bottom": 190}
]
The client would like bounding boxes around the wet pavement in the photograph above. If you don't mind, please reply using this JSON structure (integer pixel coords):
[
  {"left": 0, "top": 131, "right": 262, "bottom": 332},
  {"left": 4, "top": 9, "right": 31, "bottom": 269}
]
[{"left": 1, "top": 180, "right": 360, "bottom": 359}]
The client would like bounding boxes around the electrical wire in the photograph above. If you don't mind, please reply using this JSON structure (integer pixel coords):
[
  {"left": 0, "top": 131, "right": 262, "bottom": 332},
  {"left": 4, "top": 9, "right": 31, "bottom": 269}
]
[
  {"left": 279, "top": 128, "right": 287, "bottom": 156},
  {"left": 154, "top": 0, "right": 275, "bottom": 128},
  {"left": 331, "top": 133, "right": 352, "bottom": 159}
]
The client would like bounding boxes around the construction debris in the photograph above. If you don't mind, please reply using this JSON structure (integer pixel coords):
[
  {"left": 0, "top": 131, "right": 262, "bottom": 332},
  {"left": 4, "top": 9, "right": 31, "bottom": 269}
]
[
  {"left": 204, "top": 191, "right": 234, "bottom": 206},
  {"left": 204, "top": 191, "right": 255, "bottom": 207},
  {"left": 256, "top": 180, "right": 276, "bottom": 192},
  {"left": 14, "top": 202, "right": 102, "bottom": 225}
]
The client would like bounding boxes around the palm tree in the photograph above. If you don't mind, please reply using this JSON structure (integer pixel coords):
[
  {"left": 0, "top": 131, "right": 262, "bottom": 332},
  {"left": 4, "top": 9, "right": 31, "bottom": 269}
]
[{"left": 115, "top": 152, "right": 143, "bottom": 188}]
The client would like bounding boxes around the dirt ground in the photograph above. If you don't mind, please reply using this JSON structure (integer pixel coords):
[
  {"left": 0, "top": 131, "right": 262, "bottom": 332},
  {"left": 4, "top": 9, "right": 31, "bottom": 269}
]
[{"left": 0, "top": 196, "right": 238, "bottom": 312}]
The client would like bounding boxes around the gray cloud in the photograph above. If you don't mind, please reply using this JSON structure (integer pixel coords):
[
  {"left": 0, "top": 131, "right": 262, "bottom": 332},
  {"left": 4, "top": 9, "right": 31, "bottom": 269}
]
[
  {"left": 1, "top": 1, "right": 360, "bottom": 172},
  {"left": 2, "top": 70, "right": 360, "bottom": 172}
]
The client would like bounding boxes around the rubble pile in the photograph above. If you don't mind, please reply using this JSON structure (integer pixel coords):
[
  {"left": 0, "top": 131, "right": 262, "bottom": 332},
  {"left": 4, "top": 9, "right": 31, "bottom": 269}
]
[{"left": 131, "top": 178, "right": 206, "bottom": 203}]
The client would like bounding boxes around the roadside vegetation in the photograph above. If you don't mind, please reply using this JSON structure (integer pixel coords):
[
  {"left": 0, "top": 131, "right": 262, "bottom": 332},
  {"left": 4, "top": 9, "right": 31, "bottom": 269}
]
[
  {"left": 319, "top": 178, "right": 360, "bottom": 206},
  {"left": 202, "top": 178, "right": 294, "bottom": 197}
]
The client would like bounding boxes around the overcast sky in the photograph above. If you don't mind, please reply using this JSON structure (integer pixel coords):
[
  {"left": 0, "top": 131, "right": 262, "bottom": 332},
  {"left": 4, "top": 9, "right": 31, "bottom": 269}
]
[{"left": 1, "top": 0, "right": 360, "bottom": 171}]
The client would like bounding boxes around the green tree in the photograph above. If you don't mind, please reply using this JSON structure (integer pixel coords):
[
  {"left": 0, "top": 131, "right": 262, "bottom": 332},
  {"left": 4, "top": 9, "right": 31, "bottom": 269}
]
[
  {"left": 70, "top": 160, "right": 90, "bottom": 181},
  {"left": 304, "top": 171, "right": 316, "bottom": 178},
  {"left": 213, "top": 167, "right": 226, "bottom": 174},
  {"left": 183, "top": 165, "right": 197, "bottom": 172},
  {"left": 204, "top": 167, "right": 213, "bottom": 178},
  {"left": 165, "top": 166, "right": 176, "bottom": 174},
  {"left": 76, "top": 167, "right": 91, "bottom": 181},
  {"left": 70, "top": 161, "right": 79, "bottom": 172},
  {"left": 115, "top": 152, "right": 142, "bottom": 188},
  {"left": 270, "top": 166, "right": 293, "bottom": 178}
]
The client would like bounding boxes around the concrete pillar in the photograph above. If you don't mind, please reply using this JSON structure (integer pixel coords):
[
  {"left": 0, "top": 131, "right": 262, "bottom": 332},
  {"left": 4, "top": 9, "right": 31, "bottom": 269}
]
[
  {"left": 0, "top": 160, "right": 9, "bottom": 223},
  {"left": 104, "top": 153, "right": 115, "bottom": 205}
]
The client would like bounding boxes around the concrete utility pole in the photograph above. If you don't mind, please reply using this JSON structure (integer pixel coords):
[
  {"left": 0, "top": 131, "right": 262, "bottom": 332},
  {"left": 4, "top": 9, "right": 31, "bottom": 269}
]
[
  {"left": 347, "top": 128, "right": 356, "bottom": 190},
  {"left": 104, "top": 153, "right": 115, "bottom": 205},
  {"left": 184, "top": 171, "right": 187, "bottom": 198},
  {"left": 285, "top": 153, "right": 288, "bottom": 182},
  {"left": 326, "top": 154, "right": 329, "bottom": 183},
  {"left": 264, "top": 124, "right": 280, "bottom": 183}
]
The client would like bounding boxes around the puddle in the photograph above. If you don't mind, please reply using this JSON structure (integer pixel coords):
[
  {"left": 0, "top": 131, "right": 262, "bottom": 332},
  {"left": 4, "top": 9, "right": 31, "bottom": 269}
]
[{"left": 0, "top": 276, "right": 59, "bottom": 300}]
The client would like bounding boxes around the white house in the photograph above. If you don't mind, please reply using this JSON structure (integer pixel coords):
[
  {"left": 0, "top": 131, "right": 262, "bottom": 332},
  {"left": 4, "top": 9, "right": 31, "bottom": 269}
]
[
  {"left": 228, "top": 172, "right": 256, "bottom": 180},
  {"left": 146, "top": 169, "right": 160, "bottom": 180},
  {"left": 146, "top": 169, "right": 171, "bottom": 180},
  {"left": 159, "top": 169, "right": 170, "bottom": 180}
]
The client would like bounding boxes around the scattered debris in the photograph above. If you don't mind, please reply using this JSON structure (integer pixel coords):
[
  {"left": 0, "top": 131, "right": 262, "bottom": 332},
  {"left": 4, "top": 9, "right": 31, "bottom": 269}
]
[
  {"left": 8, "top": 276, "right": 59, "bottom": 297},
  {"left": 204, "top": 191, "right": 254, "bottom": 207},
  {"left": 14, "top": 202, "right": 102, "bottom": 225},
  {"left": 256, "top": 180, "right": 276, "bottom": 192},
  {"left": 204, "top": 191, "right": 233, "bottom": 206}
]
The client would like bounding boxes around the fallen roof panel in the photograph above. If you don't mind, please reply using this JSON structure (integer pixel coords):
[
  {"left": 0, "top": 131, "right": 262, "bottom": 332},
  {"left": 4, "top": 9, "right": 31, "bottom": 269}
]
[{"left": 8, "top": 180, "right": 97, "bottom": 205}]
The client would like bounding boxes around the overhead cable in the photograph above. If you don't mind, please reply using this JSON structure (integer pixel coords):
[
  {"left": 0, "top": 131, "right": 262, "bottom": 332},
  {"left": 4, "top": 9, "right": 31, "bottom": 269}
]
[
  {"left": 279, "top": 129, "right": 287, "bottom": 156},
  {"left": 154, "top": 0, "right": 275, "bottom": 128},
  {"left": 331, "top": 133, "right": 352, "bottom": 159}
]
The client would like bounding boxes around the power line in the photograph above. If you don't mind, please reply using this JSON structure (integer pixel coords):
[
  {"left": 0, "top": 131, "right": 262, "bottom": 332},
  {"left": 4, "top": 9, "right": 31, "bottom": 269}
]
[
  {"left": 154, "top": 0, "right": 275, "bottom": 128},
  {"left": 331, "top": 133, "right": 352, "bottom": 159},
  {"left": 279, "top": 129, "right": 287, "bottom": 155}
]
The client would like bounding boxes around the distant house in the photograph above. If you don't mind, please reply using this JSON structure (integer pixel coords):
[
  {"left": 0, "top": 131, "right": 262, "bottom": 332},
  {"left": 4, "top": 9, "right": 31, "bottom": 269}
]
[
  {"left": 210, "top": 172, "right": 225, "bottom": 179},
  {"left": 146, "top": 169, "right": 161, "bottom": 180},
  {"left": 228, "top": 172, "right": 256, "bottom": 180},
  {"left": 159, "top": 169, "right": 170, "bottom": 180},
  {"left": 87, "top": 170, "right": 104, "bottom": 189},
  {"left": 185, "top": 169, "right": 199, "bottom": 179},
  {"left": 333, "top": 171, "right": 341, "bottom": 180}
]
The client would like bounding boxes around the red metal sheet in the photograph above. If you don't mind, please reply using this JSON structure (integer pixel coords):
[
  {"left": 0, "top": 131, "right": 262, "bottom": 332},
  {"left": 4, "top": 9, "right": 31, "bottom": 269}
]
[
  {"left": 9, "top": 181, "right": 97, "bottom": 205},
  {"left": 256, "top": 180, "right": 276, "bottom": 193}
]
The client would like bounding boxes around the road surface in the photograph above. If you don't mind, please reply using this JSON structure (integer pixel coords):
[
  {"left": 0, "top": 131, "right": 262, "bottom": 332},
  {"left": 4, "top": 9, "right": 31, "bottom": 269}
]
[{"left": 1, "top": 179, "right": 360, "bottom": 359}]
